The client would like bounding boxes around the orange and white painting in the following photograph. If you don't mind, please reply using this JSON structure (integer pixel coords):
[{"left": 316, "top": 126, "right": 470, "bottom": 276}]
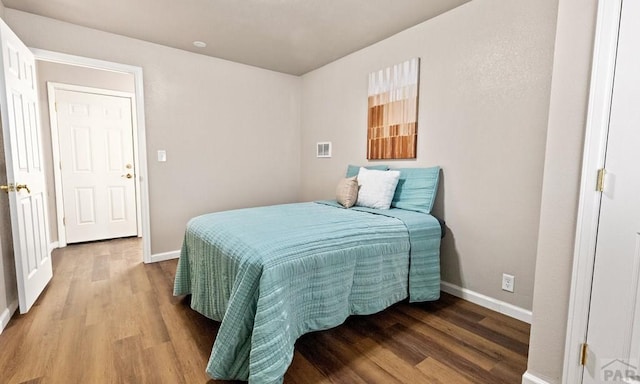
[{"left": 367, "top": 58, "right": 420, "bottom": 159}]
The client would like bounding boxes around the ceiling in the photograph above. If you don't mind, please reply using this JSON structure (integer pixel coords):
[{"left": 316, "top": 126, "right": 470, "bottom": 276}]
[{"left": 3, "top": 0, "right": 471, "bottom": 75}]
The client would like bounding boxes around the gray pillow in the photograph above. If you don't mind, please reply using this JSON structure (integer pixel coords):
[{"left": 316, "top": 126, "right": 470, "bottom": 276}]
[{"left": 336, "top": 176, "right": 358, "bottom": 208}]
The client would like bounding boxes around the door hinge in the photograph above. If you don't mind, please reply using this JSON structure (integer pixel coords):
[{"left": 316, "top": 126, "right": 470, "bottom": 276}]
[
  {"left": 62, "top": 217, "right": 65, "bottom": 226},
  {"left": 580, "top": 343, "right": 588, "bottom": 366},
  {"left": 596, "top": 168, "right": 606, "bottom": 192},
  {"left": 54, "top": 102, "right": 57, "bottom": 112}
]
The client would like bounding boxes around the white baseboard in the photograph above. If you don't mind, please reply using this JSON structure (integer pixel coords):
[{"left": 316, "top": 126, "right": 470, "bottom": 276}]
[
  {"left": 0, "top": 300, "right": 19, "bottom": 335},
  {"left": 522, "top": 371, "right": 552, "bottom": 384},
  {"left": 49, "top": 241, "right": 59, "bottom": 253},
  {"left": 149, "top": 250, "right": 180, "bottom": 263},
  {"left": 441, "top": 281, "right": 532, "bottom": 324}
]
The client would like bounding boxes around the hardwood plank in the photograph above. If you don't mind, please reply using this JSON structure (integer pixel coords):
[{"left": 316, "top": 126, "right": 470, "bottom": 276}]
[
  {"left": 297, "top": 333, "right": 369, "bottom": 384},
  {"left": 352, "top": 316, "right": 428, "bottom": 365},
  {"left": 60, "top": 273, "right": 92, "bottom": 320},
  {"left": 420, "top": 299, "right": 530, "bottom": 356},
  {"left": 85, "top": 279, "right": 111, "bottom": 326},
  {"left": 416, "top": 357, "right": 475, "bottom": 384},
  {"left": 351, "top": 337, "right": 433, "bottom": 383},
  {"left": 91, "top": 253, "right": 111, "bottom": 281},
  {"left": 490, "top": 356, "right": 531, "bottom": 383},
  {"left": 77, "top": 321, "right": 117, "bottom": 384},
  {"left": 398, "top": 303, "right": 529, "bottom": 365},
  {"left": 389, "top": 322, "right": 512, "bottom": 384},
  {"left": 441, "top": 293, "right": 530, "bottom": 333},
  {"left": 158, "top": 299, "right": 219, "bottom": 382},
  {"left": 113, "top": 335, "right": 146, "bottom": 383},
  {"left": 128, "top": 260, "right": 153, "bottom": 294},
  {"left": 479, "top": 316, "right": 531, "bottom": 345},
  {"left": 134, "top": 290, "right": 171, "bottom": 349},
  {"left": 3, "top": 314, "right": 59, "bottom": 384},
  {"left": 324, "top": 317, "right": 369, "bottom": 345},
  {"left": 44, "top": 314, "right": 87, "bottom": 384},
  {"left": 314, "top": 330, "right": 403, "bottom": 384},
  {"left": 384, "top": 310, "right": 499, "bottom": 371},
  {"left": 285, "top": 351, "right": 331, "bottom": 384},
  {"left": 141, "top": 341, "right": 187, "bottom": 384}
]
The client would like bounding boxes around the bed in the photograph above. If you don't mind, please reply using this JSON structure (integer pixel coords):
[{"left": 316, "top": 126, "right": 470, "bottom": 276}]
[{"left": 173, "top": 166, "right": 442, "bottom": 384}]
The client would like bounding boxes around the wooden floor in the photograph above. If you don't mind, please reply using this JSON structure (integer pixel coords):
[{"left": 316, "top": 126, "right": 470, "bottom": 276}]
[{"left": 0, "top": 238, "right": 530, "bottom": 383}]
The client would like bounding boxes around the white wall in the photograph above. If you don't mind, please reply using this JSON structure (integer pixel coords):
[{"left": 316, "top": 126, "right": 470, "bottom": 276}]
[
  {"left": 300, "top": 0, "right": 558, "bottom": 311},
  {"left": 5, "top": 9, "right": 302, "bottom": 256}
]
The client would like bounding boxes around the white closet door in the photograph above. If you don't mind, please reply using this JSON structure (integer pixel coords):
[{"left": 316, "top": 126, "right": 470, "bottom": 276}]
[
  {"left": 583, "top": 0, "right": 640, "bottom": 382},
  {"left": 55, "top": 89, "right": 137, "bottom": 243}
]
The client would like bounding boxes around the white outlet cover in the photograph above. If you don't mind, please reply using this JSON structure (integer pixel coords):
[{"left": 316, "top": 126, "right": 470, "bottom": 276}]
[
  {"left": 502, "top": 273, "right": 515, "bottom": 293},
  {"left": 157, "top": 150, "right": 167, "bottom": 162}
]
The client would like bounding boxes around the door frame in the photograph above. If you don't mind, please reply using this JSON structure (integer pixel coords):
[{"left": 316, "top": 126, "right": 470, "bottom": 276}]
[
  {"left": 32, "top": 48, "right": 152, "bottom": 264},
  {"left": 562, "top": 0, "right": 623, "bottom": 382},
  {"left": 47, "top": 83, "right": 141, "bottom": 246}
]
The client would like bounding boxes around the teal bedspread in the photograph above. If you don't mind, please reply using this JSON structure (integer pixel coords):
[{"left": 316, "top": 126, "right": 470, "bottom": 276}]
[{"left": 173, "top": 202, "right": 441, "bottom": 383}]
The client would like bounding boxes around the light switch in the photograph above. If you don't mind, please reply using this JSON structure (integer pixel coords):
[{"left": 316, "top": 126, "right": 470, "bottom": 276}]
[{"left": 157, "top": 150, "right": 167, "bottom": 162}]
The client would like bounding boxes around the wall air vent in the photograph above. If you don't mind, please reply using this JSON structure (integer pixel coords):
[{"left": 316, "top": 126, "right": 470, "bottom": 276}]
[{"left": 316, "top": 142, "right": 332, "bottom": 158}]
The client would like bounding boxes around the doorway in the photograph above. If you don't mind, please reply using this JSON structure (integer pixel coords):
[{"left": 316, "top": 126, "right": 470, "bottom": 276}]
[
  {"left": 32, "top": 49, "right": 152, "bottom": 263},
  {"left": 48, "top": 84, "right": 140, "bottom": 244},
  {"left": 563, "top": 0, "right": 640, "bottom": 382},
  {"left": 581, "top": 0, "right": 640, "bottom": 381}
]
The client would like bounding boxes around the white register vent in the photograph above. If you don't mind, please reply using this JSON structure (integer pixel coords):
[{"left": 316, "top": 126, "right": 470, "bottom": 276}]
[{"left": 316, "top": 142, "right": 332, "bottom": 158}]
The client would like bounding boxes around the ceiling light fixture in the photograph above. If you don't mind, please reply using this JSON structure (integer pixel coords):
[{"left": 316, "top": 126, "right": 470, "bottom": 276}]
[{"left": 193, "top": 41, "right": 207, "bottom": 48}]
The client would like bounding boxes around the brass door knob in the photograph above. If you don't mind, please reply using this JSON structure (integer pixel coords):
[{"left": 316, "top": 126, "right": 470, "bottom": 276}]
[
  {"left": 121, "top": 174, "right": 133, "bottom": 179},
  {"left": 16, "top": 184, "right": 30, "bottom": 193},
  {"left": 0, "top": 184, "right": 13, "bottom": 193},
  {"left": 1, "top": 184, "right": 30, "bottom": 193}
]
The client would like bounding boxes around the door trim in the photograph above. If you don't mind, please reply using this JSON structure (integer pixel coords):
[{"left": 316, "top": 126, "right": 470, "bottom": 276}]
[
  {"left": 32, "top": 48, "right": 152, "bottom": 264},
  {"left": 47, "top": 83, "right": 141, "bottom": 245},
  {"left": 562, "top": 0, "right": 623, "bottom": 383}
]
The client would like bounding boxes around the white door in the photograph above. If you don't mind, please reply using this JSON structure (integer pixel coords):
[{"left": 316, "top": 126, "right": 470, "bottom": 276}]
[
  {"left": 54, "top": 89, "right": 137, "bottom": 243},
  {"left": 0, "top": 20, "right": 51, "bottom": 313},
  {"left": 583, "top": 0, "right": 640, "bottom": 382}
]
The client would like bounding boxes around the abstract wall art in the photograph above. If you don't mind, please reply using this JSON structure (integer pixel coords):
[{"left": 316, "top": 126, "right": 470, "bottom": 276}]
[{"left": 367, "top": 57, "right": 420, "bottom": 159}]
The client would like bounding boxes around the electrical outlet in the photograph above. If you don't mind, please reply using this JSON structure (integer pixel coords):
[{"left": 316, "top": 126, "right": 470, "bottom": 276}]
[{"left": 502, "top": 273, "right": 515, "bottom": 293}]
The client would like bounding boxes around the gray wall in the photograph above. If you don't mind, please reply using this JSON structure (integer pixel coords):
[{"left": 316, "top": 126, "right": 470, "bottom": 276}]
[
  {"left": 299, "top": 0, "right": 558, "bottom": 311},
  {"left": 525, "top": 0, "right": 599, "bottom": 382},
  {"left": 36, "top": 61, "right": 135, "bottom": 243},
  {"left": 5, "top": 9, "right": 303, "bottom": 256}
]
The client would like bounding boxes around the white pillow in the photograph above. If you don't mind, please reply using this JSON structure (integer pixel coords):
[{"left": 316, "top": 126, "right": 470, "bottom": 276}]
[{"left": 356, "top": 167, "right": 401, "bottom": 209}]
